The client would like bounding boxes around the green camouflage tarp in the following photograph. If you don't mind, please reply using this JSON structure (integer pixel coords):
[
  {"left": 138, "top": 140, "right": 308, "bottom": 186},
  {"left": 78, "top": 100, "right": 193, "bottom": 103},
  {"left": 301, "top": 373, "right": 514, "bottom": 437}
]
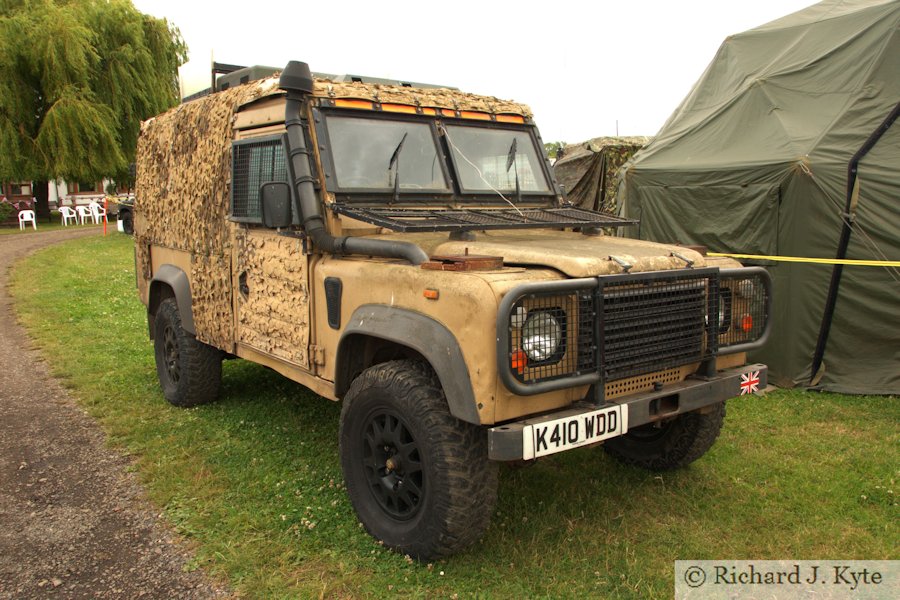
[{"left": 553, "top": 137, "right": 649, "bottom": 215}]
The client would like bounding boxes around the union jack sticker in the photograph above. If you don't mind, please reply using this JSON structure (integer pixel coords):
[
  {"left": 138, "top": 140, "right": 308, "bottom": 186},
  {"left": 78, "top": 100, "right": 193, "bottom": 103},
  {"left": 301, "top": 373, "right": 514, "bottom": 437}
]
[{"left": 740, "top": 371, "right": 761, "bottom": 395}]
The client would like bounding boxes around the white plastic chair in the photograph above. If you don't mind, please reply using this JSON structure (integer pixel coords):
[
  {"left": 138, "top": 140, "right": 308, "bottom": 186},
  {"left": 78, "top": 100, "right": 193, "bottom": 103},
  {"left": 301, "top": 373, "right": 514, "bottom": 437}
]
[
  {"left": 88, "top": 201, "right": 107, "bottom": 225},
  {"left": 59, "top": 206, "right": 78, "bottom": 226},
  {"left": 76, "top": 205, "right": 92, "bottom": 225},
  {"left": 18, "top": 210, "right": 37, "bottom": 230}
]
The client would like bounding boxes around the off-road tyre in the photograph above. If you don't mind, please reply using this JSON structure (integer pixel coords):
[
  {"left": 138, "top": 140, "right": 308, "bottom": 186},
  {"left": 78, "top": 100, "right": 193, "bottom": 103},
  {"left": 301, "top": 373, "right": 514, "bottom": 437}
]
[
  {"left": 120, "top": 209, "right": 134, "bottom": 235},
  {"left": 339, "top": 360, "right": 498, "bottom": 560},
  {"left": 603, "top": 403, "right": 726, "bottom": 471},
  {"left": 153, "top": 298, "right": 222, "bottom": 407}
]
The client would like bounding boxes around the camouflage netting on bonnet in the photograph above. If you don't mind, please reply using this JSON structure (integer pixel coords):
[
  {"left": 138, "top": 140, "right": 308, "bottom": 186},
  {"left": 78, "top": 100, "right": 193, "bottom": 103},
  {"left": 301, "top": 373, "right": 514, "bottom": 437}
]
[
  {"left": 134, "top": 78, "right": 281, "bottom": 348},
  {"left": 313, "top": 79, "right": 532, "bottom": 116}
]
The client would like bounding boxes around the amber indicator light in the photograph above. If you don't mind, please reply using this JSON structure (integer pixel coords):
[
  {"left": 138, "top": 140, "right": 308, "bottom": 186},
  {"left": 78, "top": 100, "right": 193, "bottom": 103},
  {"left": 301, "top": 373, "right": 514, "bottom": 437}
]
[
  {"left": 511, "top": 349, "right": 527, "bottom": 375},
  {"left": 741, "top": 314, "right": 754, "bottom": 333},
  {"left": 424, "top": 289, "right": 440, "bottom": 300}
]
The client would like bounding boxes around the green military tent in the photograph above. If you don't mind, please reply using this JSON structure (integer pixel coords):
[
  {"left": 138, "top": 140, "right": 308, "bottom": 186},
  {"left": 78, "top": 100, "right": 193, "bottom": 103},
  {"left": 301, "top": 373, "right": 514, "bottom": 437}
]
[{"left": 617, "top": 0, "right": 899, "bottom": 394}]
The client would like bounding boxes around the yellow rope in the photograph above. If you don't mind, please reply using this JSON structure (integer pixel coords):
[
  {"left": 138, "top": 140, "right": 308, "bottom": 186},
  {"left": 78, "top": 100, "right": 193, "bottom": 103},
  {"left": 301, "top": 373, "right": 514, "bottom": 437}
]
[{"left": 708, "top": 252, "right": 900, "bottom": 267}]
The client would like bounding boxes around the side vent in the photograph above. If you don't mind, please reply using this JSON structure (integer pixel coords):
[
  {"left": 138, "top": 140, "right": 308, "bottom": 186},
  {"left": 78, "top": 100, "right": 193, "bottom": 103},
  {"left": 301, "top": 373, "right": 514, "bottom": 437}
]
[{"left": 325, "top": 278, "right": 342, "bottom": 329}]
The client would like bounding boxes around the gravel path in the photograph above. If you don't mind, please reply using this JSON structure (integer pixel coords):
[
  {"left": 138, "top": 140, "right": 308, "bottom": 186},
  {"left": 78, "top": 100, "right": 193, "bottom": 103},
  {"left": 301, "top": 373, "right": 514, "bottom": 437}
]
[{"left": 0, "top": 228, "right": 228, "bottom": 599}]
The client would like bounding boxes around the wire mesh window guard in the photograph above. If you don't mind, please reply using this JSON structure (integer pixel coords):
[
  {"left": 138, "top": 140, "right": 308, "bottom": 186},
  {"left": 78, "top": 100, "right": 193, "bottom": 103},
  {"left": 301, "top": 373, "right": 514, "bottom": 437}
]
[{"left": 232, "top": 136, "right": 288, "bottom": 222}]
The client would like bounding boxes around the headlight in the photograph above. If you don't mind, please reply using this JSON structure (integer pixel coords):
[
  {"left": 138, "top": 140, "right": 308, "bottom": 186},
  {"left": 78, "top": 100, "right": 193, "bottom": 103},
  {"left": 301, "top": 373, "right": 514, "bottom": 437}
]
[{"left": 521, "top": 311, "right": 562, "bottom": 362}]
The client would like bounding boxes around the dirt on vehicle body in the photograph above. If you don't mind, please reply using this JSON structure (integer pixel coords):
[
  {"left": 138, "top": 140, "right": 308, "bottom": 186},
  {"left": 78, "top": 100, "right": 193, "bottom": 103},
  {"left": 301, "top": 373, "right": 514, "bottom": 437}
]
[{"left": 134, "top": 61, "right": 772, "bottom": 559}]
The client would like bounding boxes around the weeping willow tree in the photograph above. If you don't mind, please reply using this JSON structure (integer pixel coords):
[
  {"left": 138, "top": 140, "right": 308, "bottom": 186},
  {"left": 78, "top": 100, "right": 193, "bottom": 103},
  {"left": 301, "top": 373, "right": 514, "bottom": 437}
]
[{"left": 0, "top": 0, "right": 186, "bottom": 219}]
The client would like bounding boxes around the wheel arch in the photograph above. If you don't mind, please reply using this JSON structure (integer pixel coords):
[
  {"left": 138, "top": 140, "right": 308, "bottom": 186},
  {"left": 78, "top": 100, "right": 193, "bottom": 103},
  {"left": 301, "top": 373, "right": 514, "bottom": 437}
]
[
  {"left": 148, "top": 264, "right": 194, "bottom": 339},
  {"left": 335, "top": 305, "right": 480, "bottom": 424}
]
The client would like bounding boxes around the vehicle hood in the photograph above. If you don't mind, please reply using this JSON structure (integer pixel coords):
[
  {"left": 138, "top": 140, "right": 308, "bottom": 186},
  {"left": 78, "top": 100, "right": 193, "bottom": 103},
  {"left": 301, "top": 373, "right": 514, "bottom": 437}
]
[{"left": 376, "top": 230, "right": 707, "bottom": 278}]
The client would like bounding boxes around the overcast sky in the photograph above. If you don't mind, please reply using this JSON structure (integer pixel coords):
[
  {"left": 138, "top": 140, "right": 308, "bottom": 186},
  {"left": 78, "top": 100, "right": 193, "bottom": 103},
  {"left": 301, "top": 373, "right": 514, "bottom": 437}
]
[{"left": 132, "top": 0, "right": 816, "bottom": 143}]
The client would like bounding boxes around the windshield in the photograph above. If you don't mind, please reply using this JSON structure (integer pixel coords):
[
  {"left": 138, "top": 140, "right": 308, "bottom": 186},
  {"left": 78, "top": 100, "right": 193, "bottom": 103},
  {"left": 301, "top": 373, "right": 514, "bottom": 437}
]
[
  {"left": 444, "top": 125, "right": 550, "bottom": 193},
  {"left": 324, "top": 115, "right": 449, "bottom": 192}
]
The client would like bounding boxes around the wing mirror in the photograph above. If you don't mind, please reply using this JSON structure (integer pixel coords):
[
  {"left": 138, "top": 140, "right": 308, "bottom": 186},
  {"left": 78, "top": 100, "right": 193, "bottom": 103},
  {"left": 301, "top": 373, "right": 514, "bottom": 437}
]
[{"left": 260, "top": 182, "right": 292, "bottom": 229}]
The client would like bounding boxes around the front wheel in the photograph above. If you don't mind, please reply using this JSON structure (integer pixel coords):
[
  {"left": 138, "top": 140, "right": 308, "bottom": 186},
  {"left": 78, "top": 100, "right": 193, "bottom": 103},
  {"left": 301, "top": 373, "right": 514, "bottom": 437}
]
[
  {"left": 153, "top": 298, "right": 222, "bottom": 407},
  {"left": 603, "top": 403, "right": 726, "bottom": 471},
  {"left": 339, "top": 360, "right": 498, "bottom": 560}
]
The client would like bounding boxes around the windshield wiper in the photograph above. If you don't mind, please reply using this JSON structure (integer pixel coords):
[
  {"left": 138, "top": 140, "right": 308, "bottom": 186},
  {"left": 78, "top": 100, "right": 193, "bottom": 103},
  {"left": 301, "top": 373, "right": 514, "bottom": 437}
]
[
  {"left": 388, "top": 132, "right": 408, "bottom": 203},
  {"left": 506, "top": 137, "right": 522, "bottom": 205}
]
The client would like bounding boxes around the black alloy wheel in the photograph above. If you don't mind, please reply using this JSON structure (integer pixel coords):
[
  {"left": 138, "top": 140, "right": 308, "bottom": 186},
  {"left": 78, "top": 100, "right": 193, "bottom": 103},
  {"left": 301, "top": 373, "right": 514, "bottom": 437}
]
[{"left": 361, "top": 411, "right": 424, "bottom": 519}]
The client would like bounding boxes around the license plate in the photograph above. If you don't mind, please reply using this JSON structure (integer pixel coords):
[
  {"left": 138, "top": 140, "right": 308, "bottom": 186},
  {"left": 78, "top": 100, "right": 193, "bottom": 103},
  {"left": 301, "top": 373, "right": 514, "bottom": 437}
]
[{"left": 523, "top": 405, "right": 628, "bottom": 459}]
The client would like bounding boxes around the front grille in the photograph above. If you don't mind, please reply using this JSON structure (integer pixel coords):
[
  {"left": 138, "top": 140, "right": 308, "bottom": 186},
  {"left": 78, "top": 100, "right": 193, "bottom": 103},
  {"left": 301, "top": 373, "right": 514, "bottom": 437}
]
[
  {"left": 505, "top": 269, "right": 718, "bottom": 387},
  {"left": 599, "top": 273, "right": 715, "bottom": 380}
]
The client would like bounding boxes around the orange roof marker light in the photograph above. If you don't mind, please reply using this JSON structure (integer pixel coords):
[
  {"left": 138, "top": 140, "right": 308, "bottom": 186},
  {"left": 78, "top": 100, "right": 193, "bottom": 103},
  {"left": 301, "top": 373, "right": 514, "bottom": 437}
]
[
  {"left": 331, "top": 100, "right": 521, "bottom": 122},
  {"left": 459, "top": 110, "right": 491, "bottom": 121},
  {"left": 381, "top": 103, "right": 418, "bottom": 114},
  {"left": 334, "top": 99, "right": 374, "bottom": 110}
]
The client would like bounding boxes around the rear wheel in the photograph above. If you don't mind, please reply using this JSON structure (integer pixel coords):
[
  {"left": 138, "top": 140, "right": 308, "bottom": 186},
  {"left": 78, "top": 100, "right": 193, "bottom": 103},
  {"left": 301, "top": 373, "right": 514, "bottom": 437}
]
[
  {"left": 339, "top": 360, "right": 497, "bottom": 559},
  {"left": 603, "top": 403, "right": 726, "bottom": 470},
  {"left": 153, "top": 298, "right": 222, "bottom": 407}
]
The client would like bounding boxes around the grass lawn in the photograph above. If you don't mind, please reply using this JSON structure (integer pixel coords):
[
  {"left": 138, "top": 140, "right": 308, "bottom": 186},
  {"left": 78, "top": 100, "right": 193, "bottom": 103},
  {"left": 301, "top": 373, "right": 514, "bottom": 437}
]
[{"left": 11, "top": 235, "right": 898, "bottom": 599}]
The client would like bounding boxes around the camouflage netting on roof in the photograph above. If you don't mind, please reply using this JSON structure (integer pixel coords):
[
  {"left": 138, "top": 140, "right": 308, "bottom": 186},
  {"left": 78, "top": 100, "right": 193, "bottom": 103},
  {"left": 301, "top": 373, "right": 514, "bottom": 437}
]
[
  {"left": 135, "top": 78, "right": 282, "bottom": 348},
  {"left": 553, "top": 137, "right": 649, "bottom": 214},
  {"left": 135, "top": 77, "right": 281, "bottom": 254},
  {"left": 311, "top": 79, "right": 532, "bottom": 116}
]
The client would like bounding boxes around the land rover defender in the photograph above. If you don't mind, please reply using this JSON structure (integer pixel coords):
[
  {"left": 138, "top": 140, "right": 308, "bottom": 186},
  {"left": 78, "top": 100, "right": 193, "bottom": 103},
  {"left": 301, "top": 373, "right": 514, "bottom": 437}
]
[{"left": 134, "top": 61, "right": 771, "bottom": 559}]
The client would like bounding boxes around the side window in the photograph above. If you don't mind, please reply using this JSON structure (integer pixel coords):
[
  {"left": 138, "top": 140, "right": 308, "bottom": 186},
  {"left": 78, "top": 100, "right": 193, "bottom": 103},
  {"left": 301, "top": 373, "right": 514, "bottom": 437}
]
[{"left": 231, "top": 136, "right": 288, "bottom": 222}]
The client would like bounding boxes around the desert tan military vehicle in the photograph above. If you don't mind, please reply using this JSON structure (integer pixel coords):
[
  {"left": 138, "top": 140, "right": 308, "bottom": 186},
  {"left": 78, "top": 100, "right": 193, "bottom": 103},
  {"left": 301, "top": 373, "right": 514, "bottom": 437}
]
[{"left": 134, "top": 61, "right": 771, "bottom": 559}]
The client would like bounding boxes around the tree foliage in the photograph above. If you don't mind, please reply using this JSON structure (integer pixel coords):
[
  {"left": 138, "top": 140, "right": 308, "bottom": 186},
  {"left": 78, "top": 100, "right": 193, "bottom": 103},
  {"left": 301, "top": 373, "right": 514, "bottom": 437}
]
[
  {"left": 544, "top": 141, "right": 567, "bottom": 160},
  {"left": 0, "top": 0, "right": 187, "bottom": 184}
]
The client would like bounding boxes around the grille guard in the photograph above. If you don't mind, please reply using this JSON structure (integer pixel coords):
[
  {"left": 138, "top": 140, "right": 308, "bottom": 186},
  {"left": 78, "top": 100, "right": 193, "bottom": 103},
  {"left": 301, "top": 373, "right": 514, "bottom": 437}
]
[{"left": 496, "top": 267, "right": 772, "bottom": 399}]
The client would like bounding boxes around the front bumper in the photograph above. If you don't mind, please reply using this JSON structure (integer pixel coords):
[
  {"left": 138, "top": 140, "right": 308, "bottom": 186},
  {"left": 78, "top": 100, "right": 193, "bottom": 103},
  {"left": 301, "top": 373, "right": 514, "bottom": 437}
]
[{"left": 487, "top": 363, "right": 767, "bottom": 461}]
